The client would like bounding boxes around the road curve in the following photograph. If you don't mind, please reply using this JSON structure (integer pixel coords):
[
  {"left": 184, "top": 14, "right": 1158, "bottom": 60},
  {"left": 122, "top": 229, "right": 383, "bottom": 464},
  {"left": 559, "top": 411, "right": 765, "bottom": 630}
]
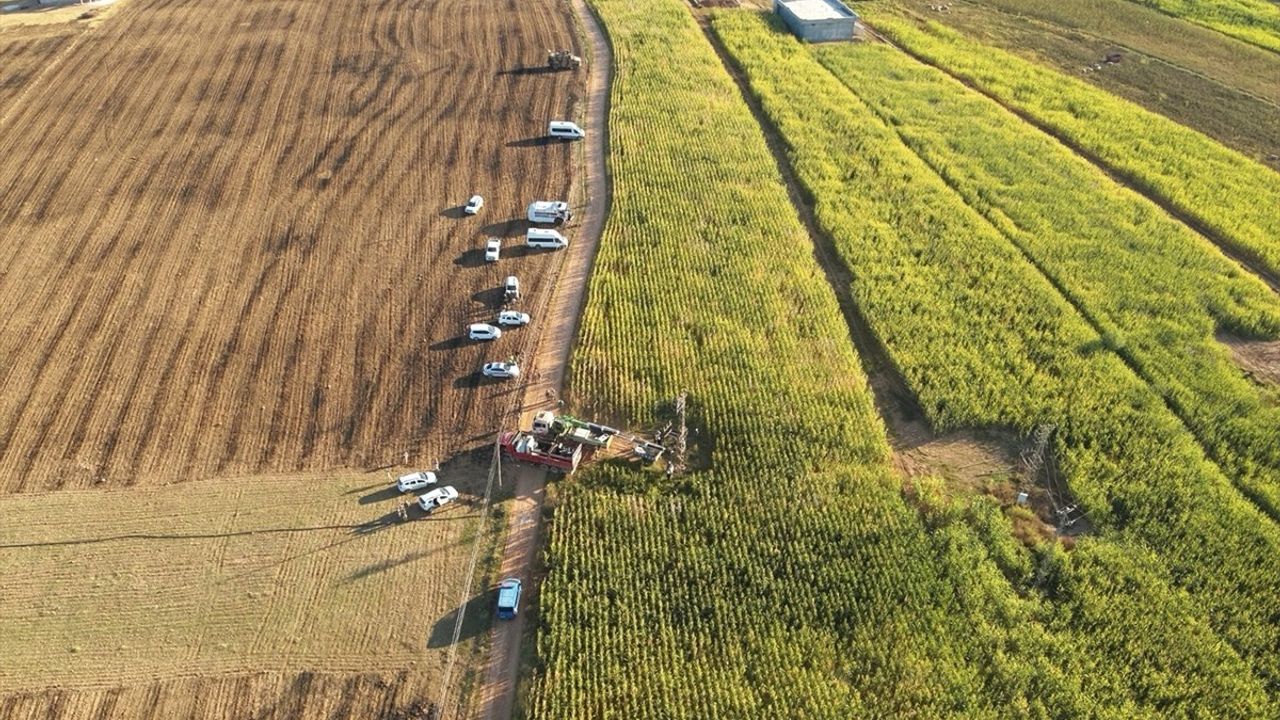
[{"left": 469, "top": 0, "right": 612, "bottom": 715}]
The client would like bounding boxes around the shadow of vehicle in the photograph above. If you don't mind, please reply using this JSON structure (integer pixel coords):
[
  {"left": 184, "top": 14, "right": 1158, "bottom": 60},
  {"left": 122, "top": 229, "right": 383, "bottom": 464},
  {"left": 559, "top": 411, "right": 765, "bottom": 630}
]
[
  {"left": 496, "top": 66, "right": 560, "bottom": 76},
  {"left": 358, "top": 485, "right": 402, "bottom": 506},
  {"left": 428, "top": 593, "right": 492, "bottom": 648},
  {"left": 481, "top": 219, "right": 524, "bottom": 237},
  {"left": 504, "top": 244, "right": 543, "bottom": 260},
  {"left": 351, "top": 506, "right": 412, "bottom": 535},
  {"left": 439, "top": 205, "right": 469, "bottom": 219},
  {"left": 429, "top": 335, "right": 467, "bottom": 353},
  {"left": 471, "top": 285, "right": 508, "bottom": 307},
  {"left": 454, "top": 248, "right": 490, "bottom": 268},
  {"left": 506, "top": 136, "right": 553, "bottom": 149}
]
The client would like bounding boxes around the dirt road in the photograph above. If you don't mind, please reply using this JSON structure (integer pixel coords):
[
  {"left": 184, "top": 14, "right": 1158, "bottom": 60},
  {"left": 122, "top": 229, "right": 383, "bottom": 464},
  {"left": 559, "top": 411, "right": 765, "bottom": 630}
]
[{"left": 469, "top": 0, "right": 612, "bottom": 716}]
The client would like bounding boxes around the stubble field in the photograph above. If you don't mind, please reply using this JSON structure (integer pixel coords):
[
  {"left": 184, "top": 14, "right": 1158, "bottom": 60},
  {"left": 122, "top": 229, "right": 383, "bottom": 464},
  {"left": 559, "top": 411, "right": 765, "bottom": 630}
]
[
  {"left": 0, "top": 0, "right": 583, "bottom": 715},
  {"left": 0, "top": 0, "right": 579, "bottom": 493}
]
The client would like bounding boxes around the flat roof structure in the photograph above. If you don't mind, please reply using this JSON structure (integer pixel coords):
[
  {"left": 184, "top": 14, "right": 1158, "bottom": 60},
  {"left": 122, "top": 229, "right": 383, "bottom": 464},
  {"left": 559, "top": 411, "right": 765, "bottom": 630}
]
[
  {"left": 781, "top": 0, "right": 853, "bottom": 21},
  {"left": 775, "top": 0, "right": 858, "bottom": 42}
]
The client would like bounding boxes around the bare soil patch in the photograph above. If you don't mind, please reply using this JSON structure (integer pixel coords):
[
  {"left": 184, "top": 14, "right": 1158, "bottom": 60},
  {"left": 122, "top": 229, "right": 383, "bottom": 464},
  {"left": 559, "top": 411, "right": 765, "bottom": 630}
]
[
  {"left": 1220, "top": 332, "right": 1280, "bottom": 387},
  {"left": 0, "top": 670, "right": 436, "bottom": 720},
  {"left": 0, "top": 468, "right": 492, "bottom": 692}
]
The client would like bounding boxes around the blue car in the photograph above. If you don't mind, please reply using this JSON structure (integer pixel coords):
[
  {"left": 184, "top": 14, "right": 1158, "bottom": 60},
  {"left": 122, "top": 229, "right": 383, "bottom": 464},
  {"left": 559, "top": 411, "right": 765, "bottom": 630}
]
[{"left": 496, "top": 578, "right": 522, "bottom": 620}]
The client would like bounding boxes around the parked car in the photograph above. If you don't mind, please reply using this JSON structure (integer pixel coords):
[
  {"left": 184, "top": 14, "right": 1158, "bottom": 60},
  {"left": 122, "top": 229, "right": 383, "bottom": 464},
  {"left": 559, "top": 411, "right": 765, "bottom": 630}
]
[
  {"left": 464, "top": 195, "right": 484, "bottom": 215},
  {"left": 482, "top": 361, "right": 521, "bottom": 379},
  {"left": 504, "top": 275, "right": 520, "bottom": 302},
  {"left": 484, "top": 238, "right": 501, "bottom": 262},
  {"left": 469, "top": 323, "right": 502, "bottom": 341},
  {"left": 418, "top": 485, "right": 459, "bottom": 513},
  {"left": 497, "top": 310, "right": 531, "bottom": 327},
  {"left": 548, "top": 120, "right": 585, "bottom": 140},
  {"left": 496, "top": 577, "right": 523, "bottom": 620},
  {"left": 396, "top": 471, "right": 437, "bottom": 493}
]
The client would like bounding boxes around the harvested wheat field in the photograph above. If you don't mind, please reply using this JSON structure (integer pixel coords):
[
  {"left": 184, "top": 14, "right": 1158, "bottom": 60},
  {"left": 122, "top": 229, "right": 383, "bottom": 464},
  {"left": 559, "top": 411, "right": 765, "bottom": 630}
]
[
  {"left": 0, "top": 469, "right": 492, "bottom": 690},
  {"left": 0, "top": 0, "right": 583, "bottom": 715},
  {"left": 0, "top": 0, "right": 580, "bottom": 493},
  {"left": 0, "top": 23, "right": 79, "bottom": 110}
]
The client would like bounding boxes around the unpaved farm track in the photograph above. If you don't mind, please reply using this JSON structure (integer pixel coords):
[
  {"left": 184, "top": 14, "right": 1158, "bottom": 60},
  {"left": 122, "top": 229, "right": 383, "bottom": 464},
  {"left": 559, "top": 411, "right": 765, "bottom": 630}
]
[
  {"left": 0, "top": 0, "right": 580, "bottom": 493},
  {"left": 470, "top": 0, "right": 612, "bottom": 716}
]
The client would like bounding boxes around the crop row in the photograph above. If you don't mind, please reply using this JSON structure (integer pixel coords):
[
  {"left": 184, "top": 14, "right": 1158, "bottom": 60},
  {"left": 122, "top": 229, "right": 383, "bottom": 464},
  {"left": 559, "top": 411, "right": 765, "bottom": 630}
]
[
  {"left": 529, "top": 0, "right": 1023, "bottom": 714},
  {"left": 531, "top": 0, "right": 1280, "bottom": 713},
  {"left": 811, "top": 41, "right": 1280, "bottom": 521},
  {"left": 865, "top": 15, "right": 1280, "bottom": 285},
  {"left": 711, "top": 10, "right": 1280, "bottom": 706}
]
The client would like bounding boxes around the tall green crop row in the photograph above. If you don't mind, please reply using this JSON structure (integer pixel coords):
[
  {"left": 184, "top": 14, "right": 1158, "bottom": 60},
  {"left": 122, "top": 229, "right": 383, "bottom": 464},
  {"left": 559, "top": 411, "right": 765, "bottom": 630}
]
[
  {"left": 1118, "top": 0, "right": 1280, "bottom": 53},
  {"left": 528, "top": 0, "right": 1005, "bottom": 714},
  {"left": 812, "top": 43, "right": 1280, "bottom": 520},
  {"left": 710, "top": 10, "right": 1280, "bottom": 702},
  {"left": 525, "top": 0, "right": 1280, "bottom": 712},
  {"left": 864, "top": 14, "right": 1280, "bottom": 283}
]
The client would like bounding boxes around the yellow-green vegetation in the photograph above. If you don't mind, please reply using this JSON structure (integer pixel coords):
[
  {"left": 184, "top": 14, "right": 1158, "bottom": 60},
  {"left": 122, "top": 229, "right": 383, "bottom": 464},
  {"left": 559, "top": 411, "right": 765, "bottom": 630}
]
[
  {"left": 527, "top": 0, "right": 1276, "bottom": 714},
  {"left": 0, "top": 473, "right": 481, "bottom": 689},
  {"left": 1118, "top": 0, "right": 1280, "bottom": 53},
  {"left": 711, "top": 9, "right": 1280, "bottom": 704},
  {"left": 813, "top": 41, "right": 1280, "bottom": 520},
  {"left": 867, "top": 15, "right": 1280, "bottom": 283},
  {"left": 882, "top": 0, "right": 1280, "bottom": 167},
  {"left": 888, "top": 0, "right": 1280, "bottom": 105},
  {"left": 533, "top": 0, "right": 993, "bottom": 713}
]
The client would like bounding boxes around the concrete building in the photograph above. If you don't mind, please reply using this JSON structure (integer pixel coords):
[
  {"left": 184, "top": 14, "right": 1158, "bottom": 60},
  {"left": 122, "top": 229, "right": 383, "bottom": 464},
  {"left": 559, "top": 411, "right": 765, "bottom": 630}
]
[{"left": 774, "top": 0, "right": 858, "bottom": 42}]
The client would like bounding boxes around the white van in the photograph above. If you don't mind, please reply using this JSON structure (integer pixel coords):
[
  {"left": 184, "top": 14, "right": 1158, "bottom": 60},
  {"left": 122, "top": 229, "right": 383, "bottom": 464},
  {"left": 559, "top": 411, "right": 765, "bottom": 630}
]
[
  {"left": 527, "top": 200, "right": 572, "bottom": 225},
  {"left": 526, "top": 228, "right": 569, "bottom": 250},
  {"left": 548, "top": 120, "right": 585, "bottom": 140}
]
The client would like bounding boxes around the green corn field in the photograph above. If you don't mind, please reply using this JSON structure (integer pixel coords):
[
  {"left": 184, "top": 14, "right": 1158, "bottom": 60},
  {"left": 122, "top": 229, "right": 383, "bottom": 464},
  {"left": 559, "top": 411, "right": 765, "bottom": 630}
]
[{"left": 524, "top": 0, "right": 1280, "bottom": 715}]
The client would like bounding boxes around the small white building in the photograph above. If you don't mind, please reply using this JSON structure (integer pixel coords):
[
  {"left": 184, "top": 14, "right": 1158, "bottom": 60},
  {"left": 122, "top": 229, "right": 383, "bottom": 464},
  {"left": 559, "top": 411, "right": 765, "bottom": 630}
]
[{"left": 774, "top": 0, "right": 858, "bottom": 42}]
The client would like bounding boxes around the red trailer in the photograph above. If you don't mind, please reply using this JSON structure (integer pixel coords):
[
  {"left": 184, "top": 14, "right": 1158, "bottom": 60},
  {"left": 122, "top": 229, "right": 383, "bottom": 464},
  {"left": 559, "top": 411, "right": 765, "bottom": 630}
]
[{"left": 500, "top": 431, "right": 583, "bottom": 474}]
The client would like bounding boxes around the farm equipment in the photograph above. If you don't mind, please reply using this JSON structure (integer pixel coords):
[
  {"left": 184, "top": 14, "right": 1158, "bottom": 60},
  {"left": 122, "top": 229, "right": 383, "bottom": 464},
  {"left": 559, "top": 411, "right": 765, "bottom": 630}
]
[
  {"left": 532, "top": 411, "right": 618, "bottom": 448},
  {"left": 633, "top": 441, "right": 666, "bottom": 464},
  {"left": 500, "top": 430, "right": 583, "bottom": 474},
  {"left": 547, "top": 49, "right": 581, "bottom": 70}
]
